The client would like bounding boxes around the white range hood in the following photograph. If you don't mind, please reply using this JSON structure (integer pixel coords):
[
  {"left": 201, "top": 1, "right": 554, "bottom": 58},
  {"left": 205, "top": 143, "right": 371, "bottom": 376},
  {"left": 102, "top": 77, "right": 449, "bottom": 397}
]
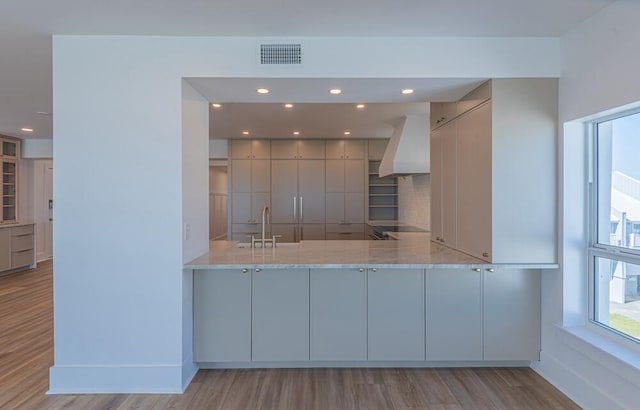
[{"left": 378, "top": 115, "right": 430, "bottom": 177}]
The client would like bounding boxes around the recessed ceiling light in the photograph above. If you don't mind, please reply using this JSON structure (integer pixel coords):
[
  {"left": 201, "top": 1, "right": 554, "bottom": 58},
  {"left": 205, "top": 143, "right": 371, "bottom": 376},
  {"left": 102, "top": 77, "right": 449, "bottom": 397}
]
[
  {"left": 21, "top": 128, "right": 33, "bottom": 132},
  {"left": 284, "top": 103, "right": 294, "bottom": 108},
  {"left": 344, "top": 131, "right": 351, "bottom": 135},
  {"left": 211, "top": 103, "right": 222, "bottom": 108},
  {"left": 293, "top": 131, "right": 300, "bottom": 135},
  {"left": 356, "top": 104, "right": 365, "bottom": 109},
  {"left": 257, "top": 88, "right": 269, "bottom": 94},
  {"left": 401, "top": 88, "right": 414, "bottom": 95},
  {"left": 242, "top": 130, "right": 250, "bottom": 135},
  {"left": 36, "top": 112, "right": 52, "bottom": 116},
  {"left": 329, "top": 88, "right": 342, "bottom": 95}
]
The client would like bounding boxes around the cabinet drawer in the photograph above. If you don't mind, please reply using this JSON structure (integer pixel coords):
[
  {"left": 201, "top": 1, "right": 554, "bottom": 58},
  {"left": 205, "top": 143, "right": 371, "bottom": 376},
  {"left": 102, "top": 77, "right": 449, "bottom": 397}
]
[
  {"left": 11, "top": 249, "right": 33, "bottom": 269},
  {"left": 231, "top": 223, "right": 261, "bottom": 234},
  {"left": 11, "top": 234, "right": 33, "bottom": 251},
  {"left": 11, "top": 225, "right": 33, "bottom": 236},
  {"left": 325, "top": 223, "right": 364, "bottom": 233},
  {"left": 325, "top": 232, "right": 364, "bottom": 240}
]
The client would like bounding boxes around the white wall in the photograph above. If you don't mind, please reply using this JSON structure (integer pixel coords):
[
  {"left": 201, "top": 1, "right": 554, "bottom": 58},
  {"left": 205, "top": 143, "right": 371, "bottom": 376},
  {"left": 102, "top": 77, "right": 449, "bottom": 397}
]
[
  {"left": 50, "top": 35, "right": 560, "bottom": 393},
  {"left": 398, "top": 175, "right": 430, "bottom": 230},
  {"left": 209, "top": 139, "right": 228, "bottom": 159},
  {"left": 22, "top": 138, "right": 53, "bottom": 158},
  {"left": 532, "top": 2, "right": 640, "bottom": 409}
]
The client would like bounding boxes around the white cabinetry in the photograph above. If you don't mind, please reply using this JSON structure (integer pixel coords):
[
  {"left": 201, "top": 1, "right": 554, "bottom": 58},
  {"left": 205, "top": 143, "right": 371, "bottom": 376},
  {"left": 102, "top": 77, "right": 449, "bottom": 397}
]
[
  {"left": 368, "top": 268, "right": 425, "bottom": 360},
  {"left": 252, "top": 268, "right": 310, "bottom": 361},
  {"left": 430, "top": 79, "right": 558, "bottom": 263},
  {"left": 0, "top": 136, "right": 19, "bottom": 224},
  {"left": 194, "top": 269, "right": 251, "bottom": 362},
  {"left": 230, "top": 139, "right": 270, "bottom": 159},
  {"left": 271, "top": 139, "right": 325, "bottom": 159},
  {"left": 310, "top": 268, "right": 367, "bottom": 361}
]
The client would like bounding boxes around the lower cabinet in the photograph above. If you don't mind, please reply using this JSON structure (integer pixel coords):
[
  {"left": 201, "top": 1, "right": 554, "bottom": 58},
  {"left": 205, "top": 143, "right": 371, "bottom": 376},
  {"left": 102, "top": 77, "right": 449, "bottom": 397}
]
[
  {"left": 483, "top": 268, "right": 540, "bottom": 360},
  {"left": 426, "top": 269, "right": 482, "bottom": 360},
  {"left": 310, "top": 268, "right": 367, "bottom": 361},
  {"left": 194, "top": 269, "right": 251, "bottom": 362},
  {"left": 252, "top": 268, "right": 310, "bottom": 361},
  {"left": 368, "top": 268, "right": 425, "bottom": 360}
]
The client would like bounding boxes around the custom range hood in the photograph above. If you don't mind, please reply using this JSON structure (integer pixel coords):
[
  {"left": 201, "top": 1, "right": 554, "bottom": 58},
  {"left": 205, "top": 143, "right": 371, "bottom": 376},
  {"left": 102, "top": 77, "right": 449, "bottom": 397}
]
[{"left": 378, "top": 115, "right": 430, "bottom": 177}]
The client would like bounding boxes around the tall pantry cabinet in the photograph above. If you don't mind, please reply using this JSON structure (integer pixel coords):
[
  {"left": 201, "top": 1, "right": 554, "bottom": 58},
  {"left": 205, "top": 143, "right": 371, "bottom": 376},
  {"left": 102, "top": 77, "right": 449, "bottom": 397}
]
[{"left": 430, "top": 79, "right": 558, "bottom": 263}]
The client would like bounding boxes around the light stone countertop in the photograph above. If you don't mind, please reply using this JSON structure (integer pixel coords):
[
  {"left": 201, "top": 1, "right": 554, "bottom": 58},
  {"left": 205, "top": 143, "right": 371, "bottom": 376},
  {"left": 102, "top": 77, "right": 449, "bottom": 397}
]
[
  {"left": 0, "top": 222, "right": 35, "bottom": 229},
  {"left": 185, "top": 233, "right": 559, "bottom": 270}
]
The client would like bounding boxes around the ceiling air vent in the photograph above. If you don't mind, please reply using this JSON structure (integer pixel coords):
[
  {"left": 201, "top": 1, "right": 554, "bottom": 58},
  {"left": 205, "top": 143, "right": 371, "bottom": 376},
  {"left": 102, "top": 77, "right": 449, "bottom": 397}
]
[{"left": 260, "top": 44, "right": 302, "bottom": 65}]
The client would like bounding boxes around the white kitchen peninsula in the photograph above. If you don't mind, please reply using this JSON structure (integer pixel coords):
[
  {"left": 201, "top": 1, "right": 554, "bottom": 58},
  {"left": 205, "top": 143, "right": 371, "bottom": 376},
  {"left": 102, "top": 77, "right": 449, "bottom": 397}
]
[{"left": 186, "top": 236, "right": 556, "bottom": 368}]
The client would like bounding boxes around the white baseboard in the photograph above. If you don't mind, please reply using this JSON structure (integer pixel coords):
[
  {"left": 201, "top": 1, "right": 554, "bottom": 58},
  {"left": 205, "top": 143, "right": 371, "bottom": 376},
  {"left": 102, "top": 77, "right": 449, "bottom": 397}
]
[{"left": 198, "top": 360, "right": 531, "bottom": 369}]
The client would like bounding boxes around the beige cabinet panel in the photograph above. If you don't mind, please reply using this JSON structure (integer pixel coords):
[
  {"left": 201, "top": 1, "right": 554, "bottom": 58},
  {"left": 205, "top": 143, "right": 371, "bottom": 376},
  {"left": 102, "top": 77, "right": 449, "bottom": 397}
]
[
  {"left": 270, "top": 140, "right": 298, "bottom": 159},
  {"left": 344, "top": 160, "right": 364, "bottom": 193},
  {"left": 251, "top": 140, "right": 271, "bottom": 159},
  {"left": 298, "top": 160, "right": 325, "bottom": 223},
  {"left": 325, "top": 223, "right": 364, "bottom": 233},
  {"left": 368, "top": 139, "right": 388, "bottom": 160},
  {"left": 251, "top": 160, "right": 271, "bottom": 192},
  {"left": 230, "top": 160, "right": 251, "bottom": 193},
  {"left": 231, "top": 192, "right": 252, "bottom": 223},
  {"left": 270, "top": 223, "right": 297, "bottom": 242},
  {"left": 230, "top": 140, "right": 252, "bottom": 159},
  {"left": 270, "top": 160, "right": 298, "bottom": 223},
  {"left": 442, "top": 122, "right": 457, "bottom": 247},
  {"left": 344, "top": 140, "right": 364, "bottom": 159},
  {"left": 325, "top": 160, "right": 344, "bottom": 192},
  {"left": 325, "top": 140, "right": 345, "bottom": 159},
  {"left": 430, "top": 128, "right": 443, "bottom": 241},
  {"left": 298, "top": 140, "right": 325, "bottom": 159},
  {"left": 0, "top": 228, "right": 10, "bottom": 271},
  {"left": 300, "top": 224, "right": 325, "bottom": 240},
  {"left": 325, "top": 232, "right": 364, "bottom": 240},
  {"left": 251, "top": 192, "right": 271, "bottom": 223},
  {"left": 325, "top": 193, "right": 345, "bottom": 223},
  {"left": 345, "top": 193, "right": 365, "bottom": 223}
]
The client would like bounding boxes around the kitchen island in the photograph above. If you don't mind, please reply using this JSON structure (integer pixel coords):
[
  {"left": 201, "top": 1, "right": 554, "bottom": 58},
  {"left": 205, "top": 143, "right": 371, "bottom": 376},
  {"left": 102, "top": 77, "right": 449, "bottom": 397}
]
[{"left": 186, "top": 235, "right": 557, "bottom": 369}]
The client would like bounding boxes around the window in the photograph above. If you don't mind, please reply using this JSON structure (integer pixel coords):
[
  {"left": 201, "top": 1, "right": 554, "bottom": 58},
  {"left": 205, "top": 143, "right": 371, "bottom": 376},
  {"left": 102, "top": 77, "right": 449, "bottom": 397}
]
[{"left": 591, "top": 110, "right": 640, "bottom": 343}]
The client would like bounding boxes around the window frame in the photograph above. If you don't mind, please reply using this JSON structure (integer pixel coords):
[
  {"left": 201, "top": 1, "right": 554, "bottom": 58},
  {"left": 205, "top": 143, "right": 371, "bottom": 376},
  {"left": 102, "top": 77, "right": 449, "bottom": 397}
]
[{"left": 588, "top": 109, "right": 640, "bottom": 345}]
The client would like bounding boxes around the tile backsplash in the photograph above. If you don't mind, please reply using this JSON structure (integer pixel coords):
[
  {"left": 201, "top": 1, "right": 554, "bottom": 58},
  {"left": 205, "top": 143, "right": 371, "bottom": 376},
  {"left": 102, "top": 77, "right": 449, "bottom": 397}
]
[{"left": 398, "top": 174, "right": 430, "bottom": 230}]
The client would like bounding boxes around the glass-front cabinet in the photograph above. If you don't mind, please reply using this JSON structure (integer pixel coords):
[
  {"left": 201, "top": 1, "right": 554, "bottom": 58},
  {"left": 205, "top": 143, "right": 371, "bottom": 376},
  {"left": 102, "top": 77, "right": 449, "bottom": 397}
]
[{"left": 0, "top": 137, "right": 19, "bottom": 224}]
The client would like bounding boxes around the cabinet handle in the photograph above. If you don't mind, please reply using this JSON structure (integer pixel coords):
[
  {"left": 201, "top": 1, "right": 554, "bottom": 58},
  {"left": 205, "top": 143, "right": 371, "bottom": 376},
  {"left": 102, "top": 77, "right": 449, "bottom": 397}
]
[
  {"left": 255, "top": 268, "right": 262, "bottom": 273},
  {"left": 441, "top": 238, "right": 446, "bottom": 243},
  {"left": 300, "top": 196, "right": 303, "bottom": 222},
  {"left": 359, "top": 268, "right": 365, "bottom": 272},
  {"left": 482, "top": 252, "right": 489, "bottom": 258},
  {"left": 241, "top": 268, "right": 248, "bottom": 274},
  {"left": 293, "top": 196, "right": 297, "bottom": 221},
  {"left": 472, "top": 268, "right": 481, "bottom": 272},
  {"left": 371, "top": 268, "right": 378, "bottom": 272},
  {"left": 486, "top": 268, "right": 495, "bottom": 272}
]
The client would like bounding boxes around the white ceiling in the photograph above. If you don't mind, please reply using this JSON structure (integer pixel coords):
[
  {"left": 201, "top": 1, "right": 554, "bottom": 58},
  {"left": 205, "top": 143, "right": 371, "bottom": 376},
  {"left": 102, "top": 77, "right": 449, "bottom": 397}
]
[{"left": 0, "top": 0, "right": 616, "bottom": 139}]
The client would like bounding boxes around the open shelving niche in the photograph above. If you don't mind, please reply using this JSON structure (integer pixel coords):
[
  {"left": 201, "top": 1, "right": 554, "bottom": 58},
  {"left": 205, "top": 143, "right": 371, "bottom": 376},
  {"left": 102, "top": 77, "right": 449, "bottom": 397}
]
[{"left": 367, "top": 160, "right": 398, "bottom": 221}]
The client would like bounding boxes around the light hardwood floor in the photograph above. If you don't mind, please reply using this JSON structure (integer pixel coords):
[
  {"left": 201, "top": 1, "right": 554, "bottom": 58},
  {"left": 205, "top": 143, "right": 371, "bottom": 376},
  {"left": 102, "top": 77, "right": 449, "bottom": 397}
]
[{"left": 0, "top": 261, "right": 579, "bottom": 409}]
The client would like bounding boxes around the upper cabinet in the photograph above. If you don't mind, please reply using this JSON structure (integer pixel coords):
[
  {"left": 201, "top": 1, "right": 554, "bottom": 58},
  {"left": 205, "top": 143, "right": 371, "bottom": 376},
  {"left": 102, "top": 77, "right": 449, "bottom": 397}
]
[
  {"left": 326, "top": 140, "right": 364, "bottom": 160},
  {"left": 230, "top": 139, "right": 270, "bottom": 159},
  {"left": 430, "top": 102, "right": 457, "bottom": 130},
  {"left": 367, "top": 139, "right": 388, "bottom": 160},
  {"left": 271, "top": 140, "right": 325, "bottom": 160},
  {"left": 0, "top": 136, "right": 19, "bottom": 224},
  {"left": 430, "top": 79, "right": 558, "bottom": 263}
]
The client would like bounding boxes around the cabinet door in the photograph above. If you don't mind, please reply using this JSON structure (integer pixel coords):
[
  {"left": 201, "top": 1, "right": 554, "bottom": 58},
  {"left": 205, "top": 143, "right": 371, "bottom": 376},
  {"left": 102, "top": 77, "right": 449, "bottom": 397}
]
[
  {"left": 425, "top": 269, "right": 482, "bottom": 360},
  {"left": 298, "top": 140, "right": 325, "bottom": 159},
  {"left": 310, "top": 268, "right": 366, "bottom": 360},
  {"left": 230, "top": 160, "right": 251, "bottom": 192},
  {"left": 194, "top": 269, "right": 251, "bottom": 362},
  {"left": 252, "top": 268, "right": 310, "bottom": 361},
  {"left": 441, "top": 122, "right": 457, "bottom": 246},
  {"left": 270, "top": 223, "right": 297, "bottom": 243},
  {"left": 300, "top": 224, "right": 325, "bottom": 240},
  {"left": 345, "top": 193, "right": 364, "bottom": 223},
  {"left": 368, "top": 139, "right": 388, "bottom": 160},
  {"left": 345, "top": 140, "right": 364, "bottom": 159},
  {"left": 326, "top": 140, "right": 345, "bottom": 159},
  {"left": 325, "top": 160, "right": 344, "bottom": 192},
  {"left": 271, "top": 140, "right": 298, "bottom": 159},
  {"left": 230, "top": 140, "right": 252, "bottom": 159},
  {"left": 251, "top": 192, "right": 271, "bottom": 224},
  {"left": 368, "top": 268, "right": 425, "bottom": 360},
  {"left": 0, "top": 229, "right": 10, "bottom": 271},
  {"left": 483, "top": 269, "right": 540, "bottom": 361},
  {"left": 325, "top": 193, "right": 345, "bottom": 223},
  {"left": 430, "top": 128, "right": 443, "bottom": 241},
  {"left": 271, "top": 160, "right": 298, "bottom": 223},
  {"left": 251, "top": 140, "right": 270, "bottom": 159},
  {"left": 456, "top": 102, "right": 492, "bottom": 261},
  {"left": 298, "top": 160, "right": 325, "bottom": 223},
  {"left": 345, "top": 159, "right": 364, "bottom": 192},
  {"left": 231, "top": 192, "right": 252, "bottom": 223},
  {"left": 251, "top": 159, "right": 271, "bottom": 192}
]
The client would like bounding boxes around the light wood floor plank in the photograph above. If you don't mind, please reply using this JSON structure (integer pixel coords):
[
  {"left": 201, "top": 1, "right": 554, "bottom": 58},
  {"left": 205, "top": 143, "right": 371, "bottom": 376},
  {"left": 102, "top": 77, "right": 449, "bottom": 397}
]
[{"left": 1, "top": 261, "right": 580, "bottom": 409}]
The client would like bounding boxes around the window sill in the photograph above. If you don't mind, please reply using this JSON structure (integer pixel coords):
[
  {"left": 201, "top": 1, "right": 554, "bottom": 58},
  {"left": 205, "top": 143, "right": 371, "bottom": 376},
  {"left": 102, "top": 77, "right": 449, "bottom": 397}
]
[{"left": 556, "top": 324, "right": 640, "bottom": 388}]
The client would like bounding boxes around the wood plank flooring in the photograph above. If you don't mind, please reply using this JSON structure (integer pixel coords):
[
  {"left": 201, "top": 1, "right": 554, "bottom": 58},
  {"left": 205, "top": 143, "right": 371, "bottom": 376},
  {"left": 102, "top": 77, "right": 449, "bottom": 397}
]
[{"left": 0, "top": 261, "right": 580, "bottom": 410}]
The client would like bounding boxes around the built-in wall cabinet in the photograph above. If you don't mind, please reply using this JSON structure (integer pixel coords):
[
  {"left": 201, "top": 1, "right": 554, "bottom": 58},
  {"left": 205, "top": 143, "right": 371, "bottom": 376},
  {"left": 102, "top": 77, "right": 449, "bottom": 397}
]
[
  {"left": 0, "top": 136, "right": 19, "bottom": 224},
  {"left": 228, "top": 139, "right": 389, "bottom": 242},
  {"left": 0, "top": 224, "right": 36, "bottom": 275},
  {"left": 194, "top": 267, "right": 541, "bottom": 365},
  {"left": 430, "top": 79, "right": 558, "bottom": 263}
]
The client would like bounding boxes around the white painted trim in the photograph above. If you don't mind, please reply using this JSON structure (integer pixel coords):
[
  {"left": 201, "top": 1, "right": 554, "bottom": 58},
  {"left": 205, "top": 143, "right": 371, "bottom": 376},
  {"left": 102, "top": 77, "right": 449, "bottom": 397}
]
[
  {"left": 48, "top": 365, "right": 186, "bottom": 394},
  {"left": 181, "top": 354, "right": 198, "bottom": 393},
  {"left": 198, "top": 360, "right": 532, "bottom": 369}
]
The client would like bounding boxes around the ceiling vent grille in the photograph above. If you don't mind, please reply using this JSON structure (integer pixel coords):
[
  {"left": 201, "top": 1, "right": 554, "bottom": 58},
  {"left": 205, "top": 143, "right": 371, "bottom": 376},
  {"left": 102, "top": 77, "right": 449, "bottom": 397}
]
[{"left": 260, "top": 44, "right": 302, "bottom": 65}]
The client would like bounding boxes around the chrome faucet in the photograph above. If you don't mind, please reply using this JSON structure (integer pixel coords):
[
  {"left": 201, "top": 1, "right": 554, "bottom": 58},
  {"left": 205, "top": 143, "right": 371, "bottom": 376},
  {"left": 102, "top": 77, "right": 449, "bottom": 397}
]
[
  {"left": 261, "top": 205, "right": 269, "bottom": 244},
  {"left": 251, "top": 205, "right": 280, "bottom": 248}
]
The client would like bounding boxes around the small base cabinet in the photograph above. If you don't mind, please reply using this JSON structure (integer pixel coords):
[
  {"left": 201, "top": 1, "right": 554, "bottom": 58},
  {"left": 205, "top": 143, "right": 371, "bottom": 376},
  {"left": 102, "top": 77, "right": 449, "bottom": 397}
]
[
  {"left": 252, "top": 268, "right": 309, "bottom": 361},
  {"left": 310, "top": 268, "right": 367, "bottom": 361},
  {"left": 368, "top": 268, "right": 425, "bottom": 361}
]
